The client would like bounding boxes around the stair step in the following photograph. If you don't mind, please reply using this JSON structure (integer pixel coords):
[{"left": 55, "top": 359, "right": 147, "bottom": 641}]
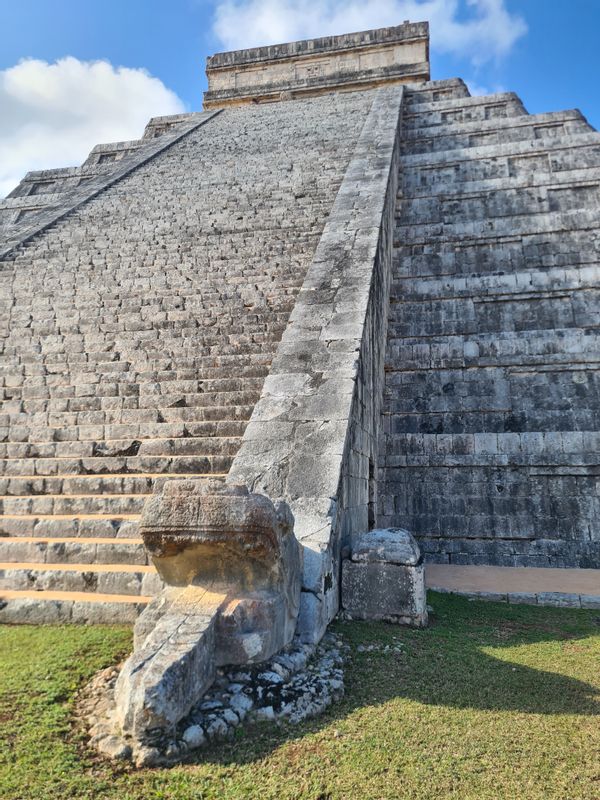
[
  {"left": 0, "top": 537, "right": 147, "bottom": 565},
  {"left": 0, "top": 355, "right": 272, "bottom": 374},
  {"left": 0, "top": 562, "right": 160, "bottom": 596},
  {"left": 2, "top": 329, "right": 286, "bottom": 352},
  {"left": 0, "top": 436, "right": 242, "bottom": 459},
  {"left": 0, "top": 494, "right": 149, "bottom": 515},
  {"left": 0, "top": 589, "right": 150, "bottom": 602},
  {"left": 2, "top": 406, "right": 255, "bottom": 426},
  {"left": 0, "top": 377, "right": 266, "bottom": 400},
  {"left": 1, "top": 419, "right": 248, "bottom": 443},
  {"left": 0, "top": 453, "right": 234, "bottom": 476},
  {"left": 3, "top": 389, "right": 262, "bottom": 408},
  {"left": 0, "top": 513, "right": 140, "bottom": 520},
  {"left": 0, "top": 472, "right": 225, "bottom": 495},
  {"left": 4, "top": 341, "right": 276, "bottom": 362},
  {"left": 0, "top": 535, "right": 143, "bottom": 543},
  {"left": 0, "top": 366, "right": 271, "bottom": 383},
  {"left": 0, "top": 591, "right": 149, "bottom": 623},
  {"left": 0, "top": 515, "right": 139, "bottom": 538}
]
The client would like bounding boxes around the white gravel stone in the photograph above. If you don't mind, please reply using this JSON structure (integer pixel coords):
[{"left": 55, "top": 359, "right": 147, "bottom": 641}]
[
  {"left": 206, "top": 717, "right": 229, "bottom": 741},
  {"left": 229, "top": 693, "right": 254, "bottom": 720},
  {"left": 182, "top": 724, "right": 206, "bottom": 749},
  {"left": 253, "top": 705, "right": 275, "bottom": 722}
]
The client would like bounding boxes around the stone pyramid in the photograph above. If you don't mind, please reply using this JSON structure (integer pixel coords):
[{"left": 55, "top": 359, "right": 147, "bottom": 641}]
[{"left": 0, "top": 20, "right": 598, "bottom": 629}]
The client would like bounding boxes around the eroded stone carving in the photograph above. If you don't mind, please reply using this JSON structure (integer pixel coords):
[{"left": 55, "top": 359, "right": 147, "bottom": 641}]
[{"left": 115, "top": 479, "right": 302, "bottom": 745}]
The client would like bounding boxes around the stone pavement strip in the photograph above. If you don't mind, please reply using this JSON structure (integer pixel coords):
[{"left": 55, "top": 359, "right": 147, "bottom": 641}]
[{"left": 426, "top": 564, "right": 600, "bottom": 607}]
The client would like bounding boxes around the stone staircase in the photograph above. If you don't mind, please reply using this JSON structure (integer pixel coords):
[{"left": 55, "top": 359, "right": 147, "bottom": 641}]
[
  {"left": 0, "top": 346, "right": 255, "bottom": 621},
  {"left": 0, "top": 90, "right": 374, "bottom": 622},
  {"left": 380, "top": 78, "right": 600, "bottom": 569}
]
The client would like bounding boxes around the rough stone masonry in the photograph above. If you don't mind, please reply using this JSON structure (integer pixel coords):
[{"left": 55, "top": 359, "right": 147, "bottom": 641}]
[{"left": 0, "top": 19, "right": 599, "bottom": 760}]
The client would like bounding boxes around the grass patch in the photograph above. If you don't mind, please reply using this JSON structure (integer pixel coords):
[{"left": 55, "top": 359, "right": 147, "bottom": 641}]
[{"left": 0, "top": 593, "right": 599, "bottom": 800}]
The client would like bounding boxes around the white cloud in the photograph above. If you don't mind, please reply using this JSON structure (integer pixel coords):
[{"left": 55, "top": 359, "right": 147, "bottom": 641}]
[
  {"left": 465, "top": 80, "right": 491, "bottom": 96},
  {"left": 465, "top": 79, "right": 505, "bottom": 97},
  {"left": 0, "top": 57, "right": 186, "bottom": 198},
  {"left": 212, "top": 0, "right": 527, "bottom": 64}
]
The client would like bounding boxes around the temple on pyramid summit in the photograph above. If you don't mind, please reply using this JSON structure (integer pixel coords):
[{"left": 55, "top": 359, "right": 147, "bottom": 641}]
[{"left": 1, "top": 20, "right": 599, "bottom": 762}]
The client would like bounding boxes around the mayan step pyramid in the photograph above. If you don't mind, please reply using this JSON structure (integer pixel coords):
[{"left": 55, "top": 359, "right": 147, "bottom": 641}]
[{"left": 0, "top": 21, "right": 598, "bottom": 627}]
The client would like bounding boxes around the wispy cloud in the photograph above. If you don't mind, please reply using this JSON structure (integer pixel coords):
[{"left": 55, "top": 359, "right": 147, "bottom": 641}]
[
  {"left": 212, "top": 0, "right": 527, "bottom": 65},
  {"left": 0, "top": 57, "right": 185, "bottom": 197},
  {"left": 465, "top": 79, "right": 506, "bottom": 97}
]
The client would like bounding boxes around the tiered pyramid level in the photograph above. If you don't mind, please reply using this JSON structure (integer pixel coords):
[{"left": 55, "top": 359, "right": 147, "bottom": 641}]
[{"left": 380, "top": 79, "right": 600, "bottom": 568}]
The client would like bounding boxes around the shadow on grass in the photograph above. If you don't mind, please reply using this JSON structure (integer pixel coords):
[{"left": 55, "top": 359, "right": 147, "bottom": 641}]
[{"left": 187, "top": 592, "right": 600, "bottom": 768}]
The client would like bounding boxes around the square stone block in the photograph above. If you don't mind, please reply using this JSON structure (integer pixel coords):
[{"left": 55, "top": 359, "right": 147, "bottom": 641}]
[{"left": 341, "top": 528, "right": 427, "bottom": 627}]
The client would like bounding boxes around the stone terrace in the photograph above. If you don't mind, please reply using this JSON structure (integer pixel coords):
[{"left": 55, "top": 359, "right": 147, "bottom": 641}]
[
  {"left": 380, "top": 79, "right": 600, "bottom": 569},
  {"left": 0, "top": 90, "right": 375, "bottom": 621}
]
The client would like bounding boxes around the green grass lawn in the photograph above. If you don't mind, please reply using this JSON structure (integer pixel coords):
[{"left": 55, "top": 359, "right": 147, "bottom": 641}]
[{"left": 1, "top": 593, "right": 599, "bottom": 800}]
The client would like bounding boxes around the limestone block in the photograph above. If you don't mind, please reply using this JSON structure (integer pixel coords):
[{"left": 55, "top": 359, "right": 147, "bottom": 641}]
[{"left": 341, "top": 528, "right": 427, "bottom": 627}]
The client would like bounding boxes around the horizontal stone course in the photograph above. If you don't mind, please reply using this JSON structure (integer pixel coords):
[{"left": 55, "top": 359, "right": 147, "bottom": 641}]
[
  {"left": 402, "top": 110, "right": 591, "bottom": 154},
  {"left": 0, "top": 595, "right": 148, "bottom": 624},
  {"left": 0, "top": 538, "right": 148, "bottom": 565},
  {"left": 0, "top": 564, "right": 161, "bottom": 596}
]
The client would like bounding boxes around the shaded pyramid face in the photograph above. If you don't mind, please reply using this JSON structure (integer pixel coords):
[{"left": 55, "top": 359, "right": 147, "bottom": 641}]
[{"left": 379, "top": 81, "right": 600, "bottom": 569}]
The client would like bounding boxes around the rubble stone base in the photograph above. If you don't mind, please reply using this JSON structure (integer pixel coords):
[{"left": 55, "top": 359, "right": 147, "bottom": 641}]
[{"left": 79, "top": 632, "right": 346, "bottom": 768}]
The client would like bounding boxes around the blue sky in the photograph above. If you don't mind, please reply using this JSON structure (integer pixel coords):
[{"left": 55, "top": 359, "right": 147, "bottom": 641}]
[{"left": 1, "top": 1, "right": 599, "bottom": 195}]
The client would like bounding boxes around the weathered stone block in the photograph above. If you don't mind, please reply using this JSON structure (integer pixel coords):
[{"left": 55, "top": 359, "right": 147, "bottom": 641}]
[
  {"left": 341, "top": 528, "right": 427, "bottom": 627},
  {"left": 115, "top": 479, "right": 302, "bottom": 746}
]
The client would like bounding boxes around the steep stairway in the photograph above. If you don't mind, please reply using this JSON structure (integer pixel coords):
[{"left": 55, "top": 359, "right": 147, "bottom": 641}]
[
  {"left": 0, "top": 90, "right": 375, "bottom": 621},
  {"left": 380, "top": 79, "right": 600, "bottom": 568},
  {"left": 0, "top": 346, "right": 262, "bottom": 621}
]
